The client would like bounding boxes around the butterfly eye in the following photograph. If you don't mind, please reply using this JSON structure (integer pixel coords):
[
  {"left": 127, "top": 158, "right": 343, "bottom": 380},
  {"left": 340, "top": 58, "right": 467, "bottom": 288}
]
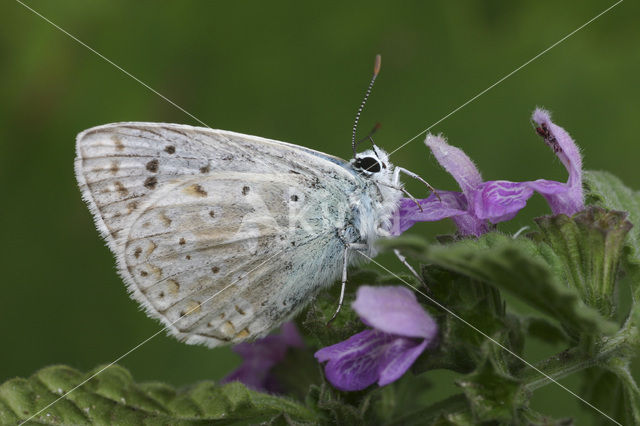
[{"left": 356, "top": 156, "right": 381, "bottom": 173}]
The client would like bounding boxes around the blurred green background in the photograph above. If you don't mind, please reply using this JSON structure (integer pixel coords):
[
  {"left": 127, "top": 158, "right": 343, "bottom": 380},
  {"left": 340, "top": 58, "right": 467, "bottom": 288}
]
[{"left": 1, "top": 0, "right": 638, "bottom": 423}]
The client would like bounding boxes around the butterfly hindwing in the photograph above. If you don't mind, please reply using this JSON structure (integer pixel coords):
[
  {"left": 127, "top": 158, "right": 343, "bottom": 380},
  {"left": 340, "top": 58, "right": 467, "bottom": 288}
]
[{"left": 76, "top": 123, "right": 360, "bottom": 346}]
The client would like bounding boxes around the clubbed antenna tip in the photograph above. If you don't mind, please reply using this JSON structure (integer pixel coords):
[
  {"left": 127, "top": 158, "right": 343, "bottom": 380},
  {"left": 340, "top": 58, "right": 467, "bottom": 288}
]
[{"left": 352, "top": 54, "right": 382, "bottom": 157}]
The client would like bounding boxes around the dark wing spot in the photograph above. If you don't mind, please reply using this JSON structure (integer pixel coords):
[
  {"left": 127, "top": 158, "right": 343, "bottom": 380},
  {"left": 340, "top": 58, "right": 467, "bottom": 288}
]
[
  {"left": 179, "top": 238, "right": 186, "bottom": 245},
  {"left": 127, "top": 201, "right": 138, "bottom": 214},
  {"left": 144, "top": 176, "right": 158, "bottom": 189},
  {"left": 159, "top": 292, "right": 165, "bottom": 298},
  {"left": 242, "top": 186, "right": 250, "bottom": 195},
  {"left": 140, "top": 270, "right": 148, "bottom": 277},
  {"left": 110, "top": 161, "right": 119, "bottom": 174},
  {"left": 200, "top": 165, "right": 210, "bottom": 173},
  {"left": 134, "top": 247, "right": 142, "bottom": 258},
  {"left": 112, "top": 135, "right": 125, "bottom": 151},
  {"left": 184, "top": 184, "right": 208, "bottom": 197},
  {"left": 165, "top": 145, "right": 176, "bottom": 154},
  {"left": 234, "top": 305, "right": 246, "bottom": 315},
  {"left": 186, "top": 255, "right": 191, "bottom": 260},
  {"left": 146, "top": 159, "right": 159, "bottom": 172},
  {"left": 114, "top": 181, "right": 129, "bottom": 196},
  {"left": 209, "top": 210, "right": 215, "bottom": 218},
  {"left": 290, "top": 194, "right": 298, "bottom": 202},
  {"left": 211, "top": 266, "right": 219, "bottom": 273}
]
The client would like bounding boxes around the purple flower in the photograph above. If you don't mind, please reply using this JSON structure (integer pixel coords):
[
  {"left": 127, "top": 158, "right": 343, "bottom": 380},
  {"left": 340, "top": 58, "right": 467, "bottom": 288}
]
[
  {"left": 222, "top": 322, "right": 304, "bottom": 392},
  {"left": 396, "top": 108, "right": 584, "bottom": 236},
  {"left": 315, "top": 286, "right": 438, "bottom": 391}
]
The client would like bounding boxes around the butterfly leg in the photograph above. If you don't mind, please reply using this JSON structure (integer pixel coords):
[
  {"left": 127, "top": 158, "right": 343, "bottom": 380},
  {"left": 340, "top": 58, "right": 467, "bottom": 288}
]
[
  {"left": 393, "top": 249, "right": 430, "bottom": 292},
  {"left": 393, "top": 166, "right": 441, "bottom": 201},
  {"left": 328, "top": 243, "right": 367, "bottom": 324}
]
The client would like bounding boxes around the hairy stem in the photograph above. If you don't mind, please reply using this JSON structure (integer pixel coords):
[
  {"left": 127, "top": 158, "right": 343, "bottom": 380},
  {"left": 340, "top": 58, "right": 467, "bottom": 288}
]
[{"left": 522, "top": 325, "right": 635, "bottom": 391}]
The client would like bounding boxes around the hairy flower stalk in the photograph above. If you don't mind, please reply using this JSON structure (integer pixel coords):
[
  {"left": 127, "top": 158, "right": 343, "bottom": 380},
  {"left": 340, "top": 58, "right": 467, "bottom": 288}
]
[{"left": 397, "top": 108, "right": 585, "bottom": 236}]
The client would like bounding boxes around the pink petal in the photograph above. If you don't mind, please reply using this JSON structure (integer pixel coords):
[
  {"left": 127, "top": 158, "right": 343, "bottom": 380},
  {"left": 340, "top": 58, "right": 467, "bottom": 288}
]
[
  {"left": 314, "top": 330, "right": 428, "bottom": 391},
  {"left": 352, "top": 286, "right": 437, "bottom": 340},
  {"left": 425, "top": 134, "right": 484, "bottom": 199},
  {"left": 475, "top": 180, "right": 534, "bottom": 222},
  {"left": 314, "top": 330, "right": 391, "bottom": 391},
  {"left": 531, "top": 108, "right": 584, "bottom": 215},
  {"left": 377, "top": 339, "right": 429, "bottom": 386},
  {"left": 393, "top": 191, "right": 468, "bottom": 234}
]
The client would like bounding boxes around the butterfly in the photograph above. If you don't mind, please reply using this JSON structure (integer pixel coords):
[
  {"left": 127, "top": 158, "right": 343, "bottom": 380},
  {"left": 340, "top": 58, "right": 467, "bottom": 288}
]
[{"left": 74, "top": 56, "right": 430, "bottom": 347}]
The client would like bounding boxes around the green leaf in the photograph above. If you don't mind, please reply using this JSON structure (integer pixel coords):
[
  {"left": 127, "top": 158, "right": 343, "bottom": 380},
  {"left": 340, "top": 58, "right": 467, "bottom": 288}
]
[
  {"left": 518, "top": 408, "right": 573, "bottom": 425},
  {"left": 412, "top": 265, "right": 516, "bottom": 375},
  {"left": 523, "top": 316, "right": 570, "bottom": 345},
  {"left": 584, "top": 170, "right": 640, "bottom": 301},
  {"left": 584, "top": 170, "right": 640, "bottom": 261},
  {"left": 535, "top": 207, "right": 632, "bottom": 318},
  {"left": 0, "top": 364, "right": 319, "bottom": 424},
  {"left": 581, "top": 364, "right": 637, "bottom": 426},
  {"left": 456, "top": 358, "right": 524, "bottom": 423},
  {"left": 384, "top": 233, "right": 618, "bottom": 338},
  {"left": 382, "top": 394, "right": 472, "bottom": 426}
]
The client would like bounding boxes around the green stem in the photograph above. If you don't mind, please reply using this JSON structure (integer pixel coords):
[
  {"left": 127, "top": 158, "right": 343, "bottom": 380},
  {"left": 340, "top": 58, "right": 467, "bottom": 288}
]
[{"left": 521, "top": 326, "right": 635, "bottom": 391}]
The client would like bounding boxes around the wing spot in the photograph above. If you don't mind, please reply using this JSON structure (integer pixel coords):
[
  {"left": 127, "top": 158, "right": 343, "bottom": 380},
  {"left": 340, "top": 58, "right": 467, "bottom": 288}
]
[
  {"left": 185, "top": 300, "right": 201, "bottom": 315},
  {"left": 159, "top": 291, "right": 165, "bottom": 298},
  {"left": 236, "top": 328, "right": 250, "bottom": 339},
  {"left": 179, "top": 238, "right": 186, "bottom": 245},
  {"left": 234, "top": 305, "right": 246, "bottom": 315},
  {"left": 211, "top": 266, "right": 219, "bottom": 273},
  {"left": 219, "top": 313, "right": 225, "bottom": 319},
  {"left": 112, "top": 135, "right": 125, "bottom": 151},
  {"left": 147, "top": 242, "right": 157, "bottom": 256},
  {"left": 185, "top": 255, "right": 192, "bottom": 260},
  {"left": 185, "top": 184, "right": 208, "bottom": 197},
  {"left": 242, "top": 186, "right": 250, "bottom": 196},
  {"left": 221, "top": 321, "right": 235, "bottom": 336},
  {"left": 200, "top": 165, "right": 210, "bottom": 173},
  {"left": 114, "top": 181, "right": 129, "bottom": 196},
  {"left": 209, "top": 210, "right": 215, "bottom": 218},
  {"left": 160, "top": 212, "right": 172, "bottom": 226},
  {"left": 168, "top": 280, "right": 180, "bottom": 295},
  {"left": 146, "top": 159, "right": 159, "bottom": 172},
  {"left": 290, "top": 194, "right": 299, "bottom": 202},
  {"left": 140, "top": 270, "right": 148, "bottom": 277},
  {"left": 144, "top": 176, "right": 158, "bottom": 190},
  {"left": 165, "top": 145, "right": 176, "bottom": 154},
  {"left": 110, "top": 161, "right": 120, "bottom": 174},
  {"left": 126, "top": 201, "right": 138, "bottom": 214},
  {"left": 133, "top": 247, "right": 142, "bottom": 258}
]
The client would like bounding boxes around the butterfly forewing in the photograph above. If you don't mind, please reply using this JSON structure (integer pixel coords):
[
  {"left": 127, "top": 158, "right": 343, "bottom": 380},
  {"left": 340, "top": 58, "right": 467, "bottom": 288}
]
[{"left": 75, "top": 123, "right": 360, "bottom": 346}]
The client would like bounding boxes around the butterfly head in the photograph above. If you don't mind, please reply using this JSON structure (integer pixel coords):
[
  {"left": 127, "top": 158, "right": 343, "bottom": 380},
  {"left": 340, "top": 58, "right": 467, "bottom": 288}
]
[{"left": 351, "top": 146, "right": 392, "bottom": 178}]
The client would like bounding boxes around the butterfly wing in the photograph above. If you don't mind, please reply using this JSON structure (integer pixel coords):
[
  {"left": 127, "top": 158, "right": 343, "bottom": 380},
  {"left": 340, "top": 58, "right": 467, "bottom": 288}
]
[{"left": 75, "top": 123, "right": 360, "bottom": 346}]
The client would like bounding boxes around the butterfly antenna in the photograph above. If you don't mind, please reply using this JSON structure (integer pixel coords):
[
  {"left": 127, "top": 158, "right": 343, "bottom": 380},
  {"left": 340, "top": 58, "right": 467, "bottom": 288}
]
[
  {"left": 352, "top": 54, "right": 381, "bottom": 157},
  {"left": 354, "top": 122, "right": 382, "bottom": 152}
]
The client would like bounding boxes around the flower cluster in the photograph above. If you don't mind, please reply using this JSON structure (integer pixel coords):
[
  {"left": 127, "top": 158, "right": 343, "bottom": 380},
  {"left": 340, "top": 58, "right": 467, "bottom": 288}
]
[{"left": 396, "top": 108, "right": 584, "bottom": 236}]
